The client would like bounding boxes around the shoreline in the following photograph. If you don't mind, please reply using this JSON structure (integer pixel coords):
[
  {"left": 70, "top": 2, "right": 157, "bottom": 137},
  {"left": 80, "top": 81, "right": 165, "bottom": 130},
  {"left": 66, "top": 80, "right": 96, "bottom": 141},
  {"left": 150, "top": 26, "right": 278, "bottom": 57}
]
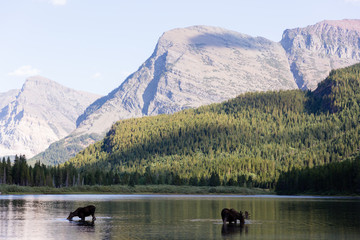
[
  {"left": 0, "top": 184, "right": 272, "bottom": 195},
  {"left": 0, "top": 185, "right": 275, "bottom": 195},
  {"left": 0, "top": 184, "right": 358, "bottom": 197}
]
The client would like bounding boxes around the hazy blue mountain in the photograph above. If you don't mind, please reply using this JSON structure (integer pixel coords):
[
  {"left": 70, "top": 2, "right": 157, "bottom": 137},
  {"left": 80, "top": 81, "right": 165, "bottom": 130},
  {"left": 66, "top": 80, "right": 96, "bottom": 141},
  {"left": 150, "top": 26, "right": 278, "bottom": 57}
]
[
  {"left": 0, "top": 76, "right": 101, "bottom": 158},
  {"left": 0, "top": 89, "right": 19, "bottom": 110}
]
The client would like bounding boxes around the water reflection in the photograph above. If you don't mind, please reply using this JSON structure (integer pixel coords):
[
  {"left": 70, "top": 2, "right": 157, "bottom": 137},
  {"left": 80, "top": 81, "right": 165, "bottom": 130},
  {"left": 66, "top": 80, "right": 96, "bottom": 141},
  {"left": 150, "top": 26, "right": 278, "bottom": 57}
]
[
  {"left": 221, "top": 224, "right": 248, "bottom": 236},
  {"left": 0, "top": 195, "right": 359, "bottom": 239},
  {"left": 70, "top": 220, "right": 96, "bottom": 226}
]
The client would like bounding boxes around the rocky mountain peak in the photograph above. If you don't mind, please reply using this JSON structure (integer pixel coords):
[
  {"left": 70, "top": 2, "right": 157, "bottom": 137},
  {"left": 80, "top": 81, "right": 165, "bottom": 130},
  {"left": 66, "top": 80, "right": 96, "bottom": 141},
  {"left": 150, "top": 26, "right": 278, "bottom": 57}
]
[
  {"left": 158, "top": 25, "right": 250, "bottom": 46},
  {"left": 24, "top": 75, "right": 55, "bottom": 85},
  {"left": 281, "top": 19, "right": 360, "bottom": 90},
  {"left": 74, "top": 25, "right": 296, "bottom": 136}
]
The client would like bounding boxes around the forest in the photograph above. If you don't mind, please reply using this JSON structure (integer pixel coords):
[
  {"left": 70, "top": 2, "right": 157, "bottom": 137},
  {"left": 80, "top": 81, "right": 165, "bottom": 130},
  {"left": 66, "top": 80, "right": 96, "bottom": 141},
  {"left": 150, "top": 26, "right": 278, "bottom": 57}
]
[
  {"left": 0, "top": 155, "right": 78, "bottom": 187},
  {"left": 276, "top": 154, "right": 360, "bottom": 194},
  {"left": 1, "top": 63, "right": 360, "bottom": 194}
]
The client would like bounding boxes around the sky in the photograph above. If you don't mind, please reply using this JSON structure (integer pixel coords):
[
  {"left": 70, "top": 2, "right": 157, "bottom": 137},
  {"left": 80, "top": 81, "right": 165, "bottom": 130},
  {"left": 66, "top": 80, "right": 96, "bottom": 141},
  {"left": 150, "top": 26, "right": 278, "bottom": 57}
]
[{"left": 1, "top": 0, "right": 360, "bottom": 96}]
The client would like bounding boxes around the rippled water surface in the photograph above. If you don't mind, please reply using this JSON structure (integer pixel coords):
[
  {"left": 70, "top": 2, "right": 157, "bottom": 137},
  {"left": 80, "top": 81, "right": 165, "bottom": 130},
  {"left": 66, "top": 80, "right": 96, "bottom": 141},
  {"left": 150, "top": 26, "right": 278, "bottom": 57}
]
[{"left": 0, "top": 194, "right": 359, "bottom": 239}]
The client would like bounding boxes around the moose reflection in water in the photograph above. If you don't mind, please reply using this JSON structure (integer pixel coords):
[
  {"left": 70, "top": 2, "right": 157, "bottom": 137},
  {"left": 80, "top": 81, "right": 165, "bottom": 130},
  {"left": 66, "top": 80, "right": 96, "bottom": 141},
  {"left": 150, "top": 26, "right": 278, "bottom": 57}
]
[
  {"left": 221, "top": 223, "right": 249, "bottom": 235},
  {"left": 67, "top": 205, "right": 96, "bottom": 223}
]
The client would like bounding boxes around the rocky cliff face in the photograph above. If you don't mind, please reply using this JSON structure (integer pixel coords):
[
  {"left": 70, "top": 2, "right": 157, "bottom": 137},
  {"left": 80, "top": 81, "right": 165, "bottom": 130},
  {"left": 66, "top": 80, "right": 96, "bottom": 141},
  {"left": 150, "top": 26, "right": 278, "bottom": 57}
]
[
  {"left": 281, "top": 19, "right": 360, "bottom": 90},
  {"left": 76, "top": 25, "right": 297, "bottom": 135},
  {"left": 0, "top": 76, "right": 100, "bottom": 158}
]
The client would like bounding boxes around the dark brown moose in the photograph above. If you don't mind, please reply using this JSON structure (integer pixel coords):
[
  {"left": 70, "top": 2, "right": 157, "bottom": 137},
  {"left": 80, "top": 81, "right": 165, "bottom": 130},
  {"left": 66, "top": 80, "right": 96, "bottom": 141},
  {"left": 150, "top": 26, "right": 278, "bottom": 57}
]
[
  {"left": 221, "top": 208, "right": 249, "bottom": 225},
  {"left": 67, "top": 205, "right": 96, "bottom": 222}
]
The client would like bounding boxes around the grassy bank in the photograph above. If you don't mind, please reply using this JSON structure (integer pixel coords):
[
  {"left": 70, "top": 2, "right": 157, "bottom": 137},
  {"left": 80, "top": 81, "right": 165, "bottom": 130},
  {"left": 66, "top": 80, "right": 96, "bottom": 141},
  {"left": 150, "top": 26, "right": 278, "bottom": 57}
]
[{"left": 0, "top": 184, "right": 272, "bottom": 195}]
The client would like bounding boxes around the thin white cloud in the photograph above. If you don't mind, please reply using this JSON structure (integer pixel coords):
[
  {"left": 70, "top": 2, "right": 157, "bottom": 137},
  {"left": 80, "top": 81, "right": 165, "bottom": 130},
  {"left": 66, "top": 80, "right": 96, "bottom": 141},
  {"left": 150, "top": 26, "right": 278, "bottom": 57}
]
[
  {"left": 344, "top": 0, "right": 360, "bottom": 3},
  {"left": 92, "top": 72, "right": 102, "bottom": 79},
  {"left": 49, "top": 0, "right": 67, "bottom": 6},
  {"left": 8, "top": 65, "right": 41, "bottom": 77}
]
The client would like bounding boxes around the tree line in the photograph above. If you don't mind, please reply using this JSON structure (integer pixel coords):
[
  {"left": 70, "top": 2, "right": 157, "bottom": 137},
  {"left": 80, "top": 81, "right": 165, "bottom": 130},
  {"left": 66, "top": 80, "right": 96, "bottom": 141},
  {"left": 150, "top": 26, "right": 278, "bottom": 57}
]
[
  {"left": 276, "top": 154, "right": 360, "bottom": 194},
  {"left": 0, "top": 155, "right": 242, "bottom": 187},
  {"left": 0, "top": 155, "right": 79, "bottom": 187}
]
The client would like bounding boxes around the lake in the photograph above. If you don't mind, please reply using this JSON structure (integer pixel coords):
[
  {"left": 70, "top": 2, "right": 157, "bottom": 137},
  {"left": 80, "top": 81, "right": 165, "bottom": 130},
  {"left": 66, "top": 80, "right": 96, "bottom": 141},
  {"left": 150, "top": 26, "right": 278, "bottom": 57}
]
[{"left": 0, "top": 194, "right": 359, "bottom": 239}]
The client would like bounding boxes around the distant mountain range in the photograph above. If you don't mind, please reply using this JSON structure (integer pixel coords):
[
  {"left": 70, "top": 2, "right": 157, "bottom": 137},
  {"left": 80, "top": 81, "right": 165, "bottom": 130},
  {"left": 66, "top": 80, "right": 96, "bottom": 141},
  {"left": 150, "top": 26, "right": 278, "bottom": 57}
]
[
  {"left": 6, "top": 19, "right": 360, "bottom": 165},
  {"left": 0, "top": 76, "right": 100, "bottom": 158}
]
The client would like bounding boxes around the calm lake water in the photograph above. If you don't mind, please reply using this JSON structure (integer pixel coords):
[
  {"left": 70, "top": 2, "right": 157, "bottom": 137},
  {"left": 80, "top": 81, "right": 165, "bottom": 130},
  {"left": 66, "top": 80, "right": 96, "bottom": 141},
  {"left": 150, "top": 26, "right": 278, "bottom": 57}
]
[{"left": 0, "top": 194, "right": 359, "bottom": 240}]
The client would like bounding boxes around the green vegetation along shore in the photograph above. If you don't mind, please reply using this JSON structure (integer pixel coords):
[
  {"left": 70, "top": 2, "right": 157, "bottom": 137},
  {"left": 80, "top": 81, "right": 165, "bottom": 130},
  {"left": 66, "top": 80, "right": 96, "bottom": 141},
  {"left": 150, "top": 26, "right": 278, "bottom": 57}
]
[{"left": 0, "top": 184, "right": 271, "bottom": 195}]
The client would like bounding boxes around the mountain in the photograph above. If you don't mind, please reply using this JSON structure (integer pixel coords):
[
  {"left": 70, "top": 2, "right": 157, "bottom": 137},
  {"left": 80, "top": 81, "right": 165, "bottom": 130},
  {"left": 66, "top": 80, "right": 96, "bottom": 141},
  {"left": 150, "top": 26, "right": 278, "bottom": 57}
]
[
  {"left": 0, "top": 89, "right": 19, "bottom": 110},
  {"left": 36, "top": 20, "right": 360, "bottom": 165},
  {"left": 281, "top": 19, "right": 360, "bottom": 90},
  {"left": 76, "top": 26, "right": 297, "bottom": 134},
  {"left": 34, "top": 25, "right": 297, "bottom": 165},
  {"left": 0, "top": 76, "right": 101, "bottom": 158},
  {"left": 67, "top": 63, "right": 360, "bottom": 189}
]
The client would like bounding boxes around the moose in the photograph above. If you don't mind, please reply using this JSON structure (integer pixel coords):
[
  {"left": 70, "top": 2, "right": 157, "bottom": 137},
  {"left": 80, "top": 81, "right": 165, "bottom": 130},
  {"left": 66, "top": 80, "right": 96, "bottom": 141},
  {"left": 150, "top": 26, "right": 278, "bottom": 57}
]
[
  {"left": 221, "top": 208, "right": 249, "bottom": 225},
  {"left": 67, "top": 205, "right": 96, "bottom": 222}
]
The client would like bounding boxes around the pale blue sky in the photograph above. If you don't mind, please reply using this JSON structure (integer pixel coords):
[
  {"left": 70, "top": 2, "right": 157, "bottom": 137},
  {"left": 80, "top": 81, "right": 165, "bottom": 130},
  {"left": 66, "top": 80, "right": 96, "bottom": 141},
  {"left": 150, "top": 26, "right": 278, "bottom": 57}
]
[{"left": 1, "top": 0, "right": 360, "bottom": 95}]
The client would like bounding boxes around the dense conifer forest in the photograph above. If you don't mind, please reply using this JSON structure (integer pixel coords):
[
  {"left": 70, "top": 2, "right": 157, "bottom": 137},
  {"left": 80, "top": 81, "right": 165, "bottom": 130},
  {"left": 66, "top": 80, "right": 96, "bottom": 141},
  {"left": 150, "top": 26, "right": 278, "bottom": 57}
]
[
  {"left": 0, "top": 155, "right": 77, "bottom": 187},
  {"left": 1, "top": 64, "right": 360, "bottom": 194},
  {"left": 276, "top": 154, "right": 360, "bottom": 194}
]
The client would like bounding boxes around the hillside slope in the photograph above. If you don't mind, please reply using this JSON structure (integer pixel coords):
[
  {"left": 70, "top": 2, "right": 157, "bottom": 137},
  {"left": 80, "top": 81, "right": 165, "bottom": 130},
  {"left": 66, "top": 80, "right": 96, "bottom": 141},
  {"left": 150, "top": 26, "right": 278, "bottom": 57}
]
[{"left": 67, "top": 64, "right": 360, "bottom": 187}]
